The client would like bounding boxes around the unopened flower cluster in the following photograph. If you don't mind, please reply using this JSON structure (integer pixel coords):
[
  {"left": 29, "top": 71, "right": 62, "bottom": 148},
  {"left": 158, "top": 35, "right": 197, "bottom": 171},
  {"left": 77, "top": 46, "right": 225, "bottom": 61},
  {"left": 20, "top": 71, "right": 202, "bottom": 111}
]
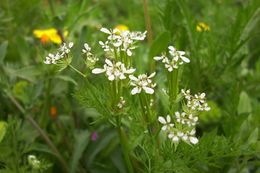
[
  {"left": 28, "top": 155, "right": 41, "bottom": 169},
  {"left": 44, "top": 42, "right": 74, "bottom": 64},
  {"left": 154, "top": 46, "right": 190, "bottom": 72},
  {"left": 99, "top": 27, "right": 146, "bottom": 56}
]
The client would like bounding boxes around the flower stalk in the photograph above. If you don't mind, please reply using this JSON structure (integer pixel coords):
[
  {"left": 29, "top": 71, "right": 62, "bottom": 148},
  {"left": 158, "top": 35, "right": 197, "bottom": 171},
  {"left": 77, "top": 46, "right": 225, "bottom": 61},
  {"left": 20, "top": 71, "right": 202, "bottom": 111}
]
[
  {"left": 168, "top": 69, "right": 178, "bottom": 113},
  {"left": 116, "top": 117, "right": 134, "bottom": 173}
]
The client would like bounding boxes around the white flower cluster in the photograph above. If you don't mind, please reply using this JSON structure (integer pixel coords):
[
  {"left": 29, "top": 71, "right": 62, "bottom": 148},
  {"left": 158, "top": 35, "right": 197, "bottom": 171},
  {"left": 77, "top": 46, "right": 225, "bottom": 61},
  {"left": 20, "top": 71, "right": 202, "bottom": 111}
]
[
  {"left": 181, "top": 89, "right": 210, "bottom": 111},
  {"left": 158, "top": 115, "right": 198, "bottom": 144},
  {"left": 154, "top": 46, "right": 190, "bottom": 72},
  {"left": 129, "top": 72, "right": 156, "bottom": 95},
  {"left": 175, "top": 111, "right": 198, "bottom": 127},
  {"left": 92, "top": 59, "right": 135, "bottom": 81},
  {"left": 28, "top": 155, "right": 41, "bottom": 169},
  {"left": 44, "top": 42, "right": 74, "bottom": 64},
  {"left": 117, "top": 96, "right": 126, "bottom": 109},
  {"left": 82, "top": 43, "right": 99, "bottom": 68},
  {"left": 99, "top": 27, "right": 147, "bottom": 56}
]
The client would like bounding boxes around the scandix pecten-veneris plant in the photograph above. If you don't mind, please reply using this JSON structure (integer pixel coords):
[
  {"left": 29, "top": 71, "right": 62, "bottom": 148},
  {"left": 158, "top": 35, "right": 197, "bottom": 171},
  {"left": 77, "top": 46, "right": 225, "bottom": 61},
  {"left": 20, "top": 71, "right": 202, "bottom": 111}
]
[{"left": 43, "top": 27, "right": 211, "bottom": 172}]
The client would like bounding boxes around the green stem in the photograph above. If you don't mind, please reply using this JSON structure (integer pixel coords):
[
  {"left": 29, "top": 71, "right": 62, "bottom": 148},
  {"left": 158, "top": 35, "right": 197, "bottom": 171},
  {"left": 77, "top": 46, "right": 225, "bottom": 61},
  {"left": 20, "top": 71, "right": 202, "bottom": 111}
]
[
  {"left": 168, "top": 70, "right": 178, "bottom": 113},
  {"left": 68, "top": 64, "right": 86, "bottom": 78},
  {"left": 116, "top": 117, "right": 134, "bottom": 173}
]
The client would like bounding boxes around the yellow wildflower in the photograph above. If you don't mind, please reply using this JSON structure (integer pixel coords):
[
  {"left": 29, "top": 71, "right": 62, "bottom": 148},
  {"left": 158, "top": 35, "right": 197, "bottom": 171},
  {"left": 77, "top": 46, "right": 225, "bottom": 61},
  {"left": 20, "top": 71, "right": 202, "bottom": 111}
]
[
  {"left": 196, "top": 22, "right": 210, "bottom": 32},
  {"left": 115, "top": 24, "right": 129, "bottom": 31},
  {"left": 114, "top": 24, "right": 129, "bottom": 34},
  {"left": 33, "top": 28, "right": 68, "bottom": 44}
]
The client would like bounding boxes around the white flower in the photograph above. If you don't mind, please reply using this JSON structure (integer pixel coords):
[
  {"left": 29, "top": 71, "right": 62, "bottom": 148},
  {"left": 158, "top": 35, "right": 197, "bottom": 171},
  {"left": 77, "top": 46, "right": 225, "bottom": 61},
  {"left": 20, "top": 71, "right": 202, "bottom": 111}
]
[
  {"left": 59, "top": 42, "right": 74, "bottom": 56},
  {"left": 189, "top": 136, "right": 199, "bottom": 144},
  {"left": 168, "top": 46, "right": 190, "bottom": 63},
  {"left": 153, "top": 46, "right": 190, "bottom": 71},
  {"left": 82, "top": 43, "right": 91, "bottom": 53},
  {"left": 129, "top": 72, "right": 156, "bottom": 95},
  {"left": 99, "top": 27, "right": 146, "bottom": 57},
  {"left": 168, "top": 133, "right": 179, "bottom": 143},
  {"left": 130, "top": 31, "right": 147, "bottom": 40},
  {"left": 82, "top": 43, "right": 99, "bottom": 68},
  {"left": 158, "top": 112, "right": 199, "bottom": 145},
  {"left": 182, "top": 89, "right": 211, "bottom": 112},
  {"left": 92, "top": 59, "right": 135, "bottom": 81},
  {"left": 99, "top": 41, "right": 111, "bottom": 52},
  {"left": 43, "top": 42, "right": 74, "bottom": 65},
  {"left": 175, "top": 111, "right": 198, "bottom": 126},
  {"left": 117, "top": 96, "right": 126, "bottom": 109},
  {"left": 158, "top": 115, "right": 174, "bottom": 131}
]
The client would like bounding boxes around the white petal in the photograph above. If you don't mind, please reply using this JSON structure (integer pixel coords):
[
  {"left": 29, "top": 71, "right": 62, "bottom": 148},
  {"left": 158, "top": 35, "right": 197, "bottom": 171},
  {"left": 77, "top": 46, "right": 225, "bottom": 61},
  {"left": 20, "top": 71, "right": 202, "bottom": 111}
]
[
  {"left": 182, "top": 135, "right": 188, "bottom": 141},
  {"left": 105, "top": 59, "right": 113, "bottom": 66},
  {"left": 180, "top": 56, "right": 190, "bottom": 63},
  {"left": 100, "top": 28, "right": 111, "bottom": 34},
  {"left": 168, "top": 133, "right": 174, "bottom": 139},
  {"left": 189, "top": 129, "right": 196, "bottom": 135},
  {"left": 148, "top": 72, "right": 156, "bottom": 78},
  {"left": 175, "top": 112, "right": 180, "bottom": 118},
  {"left": 189, "top": 137, "right": 198, "bottom": 144},
  {"left": 125, "top": 68, "right": 136, "bottom": 74},
  {"left": 127, "top": 49, "right": 132, "bottom": 56},
  {"left": 153, "top": 56, "right": 163, "bottom": 61},
  {"left": 200, "top": 93, "right": 206, "bottom": 99},
  {"left": 158, "top": 116, "right": 166, "bottom": 124},
  {"left": 99, "top": 41, "right": 105, "bottom": 46},
  {"left": 178, "top": 51, "right": 185, "bottom": 56},
  {"left": 92, "top": 68, "right": 105, "bottom": 74},
  {"left": 129, "top": 75, "right": 138, "bottom": 81},
  {"left": 113, "top": 41, "right": 122, "bottom": 47},
  {"left": 172, "top": 136, "right": 179, "bottom": 142},
  {"left": 131, "top": 87, "right": 140, "bottom": 95},
  {"left": 68, "top": 42, "right": 74, "bottom": 48},
  {"left": 108, "top": 75, "right": 115, "bottom": 81},
  {"left": 161, "top": 125, "right": 167, "bottom": 131},
  {"left": 143, "top": 87, "right": 154, "bottom": 94},
  {"left": 166, "top": 115, "right": 171, "bottom": 123},
  {"left": 168, "top": 46, "right": 175, "bottom": 51}
]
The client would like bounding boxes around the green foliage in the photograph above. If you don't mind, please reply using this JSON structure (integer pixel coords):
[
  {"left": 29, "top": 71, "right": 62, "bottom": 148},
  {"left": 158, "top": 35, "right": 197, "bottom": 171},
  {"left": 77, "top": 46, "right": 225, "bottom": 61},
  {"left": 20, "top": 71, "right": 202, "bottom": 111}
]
[{"left": 0, "top": 0, "right": 260, "bottom": 172}]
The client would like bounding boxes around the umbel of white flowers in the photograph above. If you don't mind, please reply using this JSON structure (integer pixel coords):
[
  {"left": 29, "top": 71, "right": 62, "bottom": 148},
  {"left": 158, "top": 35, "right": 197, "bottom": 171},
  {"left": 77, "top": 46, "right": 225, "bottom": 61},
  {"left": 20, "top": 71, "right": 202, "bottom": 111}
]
[
  {"left": 158, "top": 114, "right": 199, "bottom": 144},
  {"left": 99, "top": 27, "right": 147, "bottom": 56},
  {"left": 181, "top": 89, "right": 211, "bottom": 111},
  {"left": 158, "top": 90, "right": 210, "bottom": 145},
  {"left": 154, "top": 46, "right": 190, "bottom": 72},
  {"left": 82, "top": 43, "right": 99, "bottom": 69},
  {"left": 44, "top": 42, "right": 74, "bottom": 64},
  {"left": 129, "top": 72, "right": 156, "bottom": 95},
  {"left": 92, "top": 59, "right": 135, "bottom": 81}
]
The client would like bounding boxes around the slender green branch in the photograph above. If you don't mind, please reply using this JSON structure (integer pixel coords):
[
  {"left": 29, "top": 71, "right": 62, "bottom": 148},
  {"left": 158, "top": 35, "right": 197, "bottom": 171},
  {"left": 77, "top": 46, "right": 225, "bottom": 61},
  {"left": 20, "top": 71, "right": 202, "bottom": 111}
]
[
  {"left": 68, "top": 64, "right": 87, "bottom": 78},
  {"left": 116, "top": 117, "right": 134, "bottom": 173},
  {"left": 168, "top": 70, "right": 178, "bottom": 113}
]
